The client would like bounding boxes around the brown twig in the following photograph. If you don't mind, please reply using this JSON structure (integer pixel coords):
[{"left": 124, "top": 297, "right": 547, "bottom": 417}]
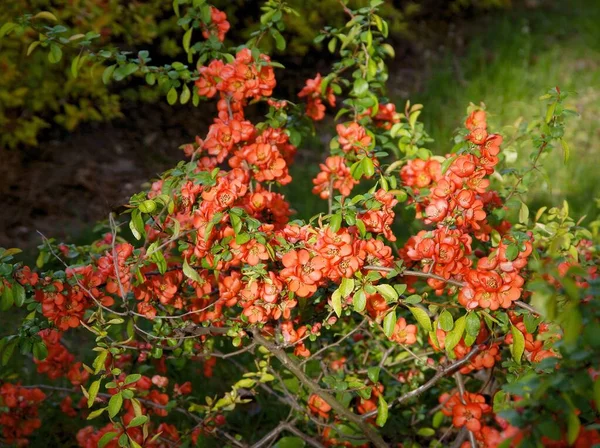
[
  {"left": 361, "top": 344, "right": 484, "bottom": 419},
  {"left": 252, "top": 329, "right": 389, "bottom": 448}
]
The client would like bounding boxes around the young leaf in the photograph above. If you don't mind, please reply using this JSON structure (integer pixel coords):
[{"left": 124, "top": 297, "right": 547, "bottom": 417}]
[
  {"left": 0, "top": 285, "right": 14, "bottom": 311},
  {"left": 409, "top": 306, "right": 432, "bottom": 332},
  {"left": 445, "top": 315, "right": 466, "bottom": 353},
  {"left": 183, "top": 258, "right": 202, "bottom": 283},
  {"left": 108, "top": 391, "right": 123, "bottom": 419},
  {"left": 48, "top": 44, "right": 62, "bottom": 64},
  {"left": 331, "top": 288, "right": 342, "bottom": 317},
  {"left": 102, "top": 65, "right": 117, "bottom": 84},
  {"left": 88, "top": 380, "right": 101, "bottom": 407},
  {"left": 127, "top": 415, "right": 149, "bottom": 428},
  {"left": 367, "top": 366, "right": 380, "bottom": 383},
  {"left": 465, "top": 312, "right": 480, "bottom": 337},
  {"left": 98, "top": 431, "right": 118, "bottom": 448},
  {"left": 353, "top": 289, "right": 367, "bottom": 312},
  {"left": 383, "top": 310, "right": 396, "bottom": 338},
  {"left": 375, "top": 284, "right": 398, "bottom": 302},
  {"left": 439, "top": 310, "right": 454, "bottom": 331},
  {"left": 340, "top": 278, "right": 355, "bottom": 298},
  {"left": 376, "top": 394, "right": 388, "bottom": 427},
  {"left": 510, "top": 324, "right": 525, "bottom": 364},
  {"left": 12, "top": 283, "right": 25, "bottom": 307}
]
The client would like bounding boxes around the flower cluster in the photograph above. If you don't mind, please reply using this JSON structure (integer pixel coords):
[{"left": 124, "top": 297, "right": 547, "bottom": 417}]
[
  {"left": 0, "top": 384, "right": 46, "bottom": 446},
  {"left": 298, "top": 74, "right": 336, "bottom": 121},
  {"left": 312, "top": 156, "right": 358, "bottom": 199},
  {"left": 34, "top": 330, "right": 89, "bottom": 386}
]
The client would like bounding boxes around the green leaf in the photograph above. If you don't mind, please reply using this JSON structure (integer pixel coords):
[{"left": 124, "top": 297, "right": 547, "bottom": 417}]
[
  {"left": 88, "top": 380, "right": 101, "bottom": 407},
  {"left": 465, "top": 312, "right": 480, "bottom": 337},
  {"left": 0, "top": 22, "right": 18, "bottom": 39},
  {"left": 409, "top": 306, "right": 432, "bottom": 332},
  {"left": 350, "top": 160, "right": 364, "bottom": 180},
  {"left": 445, "top": 315, "right": 466, "bottom": 353},
  {"left": 329, "top": 214, "right": 342, "bottom": 232},
  {"left": 0, "top": 285, "right": 14, "bottom": 311},
  {"left": 394, "top": 284, "right": 408, "bottom": 296},
  {"left": 32, "top": 341, "right": 48, "bottom": 361},
  {"left": 439, "top": 310, "right": 454, "bottom": 331},
  {"left": 183, "top": 258, "right": 202, "bottom": 283},
  {"left": 505, "top": 244, "right": 519, "bottom": 261},
  {"left": 1, "top": 340, "right": 17, "bottom": 366},
  {"left": 331, "top": 288, "right": 342, "bottom": 317},
  {"left": 566, "top": 408, "right": 580, "bottom": 445},
  {"left": 71, "top": 54, "right": 81, "bottom": 78},
  {"left": 87, "top": 407, "right": 106, "bottom": 420},
  {"left": 138, "top": 199, "right": 156, "bottom": 213},
  {"left": 127, "top": 415, "right": 149, "bottom": 428},
  {"left": 383, "top": 310, "right": 396, "bottom": 338},
  {"left": 417, "top": 428, "right": 435, "bottom": 437},
  {"left": 353, "top": 289, "right": 367, "bottom": 312},
  {"left": 561, "top": 304, "right": 582, "bottom": 346},
  {"left": 328, "top": 37, "right": 337, "bottom": 53},
  {"left": 48, "top": 44, "right": 62, "bottom": 63},
  {"left": 510, "top": 324, "right": 525, "bottom": 364},
  {"left": 124, "top": 374, "right": 141, "bottom": 385},
  {"left": 27, "top": 41, "right": 40, "bottom": 56},
  {"left": 183, "top": 28, "right": 193, "bottom": 53},
  {"left": 432, "top": 411, "right": 444, "bottom": 428},
  {"left": 560, "top": 138, "right": 570, "bottom": 163},
  {"left": 353, "top": 78, "right": 368, "bottom": 96},
  {"left": 34, "top": 11, "right": 58, "bottom": 21},
  {"left": 376, "top": 394, "right": 388, "bottom": 427},
  {"left": 545, "top": 101, "right": 557, "bottom": 123},
  {"left": 271, "top": 29, "right": 286, "bottom": 51},
  {"left": 13, "top": 283, "right": 25, "bottom": 307},
  {"left": 340, "top": 278, "right": 355, "bottom": 298},
  {"left": 273, "top": 437, "right": 305, "bottom": 448},
  {"left": 180, "top": 84, "right": 191, "bottom": 104},
  {"left": 367, "top": 366, "right": 380, "bottom": 383},
  {"left": 129, "top": 209, "right": 145, "bottom": 240},
  {"left": 362, "top": 157, "right": 375, "bottom": 178},
  {"left": 102, "top": 65, "right": 117, "bottom": 84},
  {"left": 404, "top": 294, "right": 421, "bottom": 304},
  {"left": 519, "top": 201, "right": 529, "bottom": 224},
  {"left": 93, "top": 350, "right": 108, "bottom": 374},
  {"left": 167, "top": 87, "right": 178, "bottom": 105},
  {"left": 108, "top": 391, "right": 123, "bottom": 419},
  {"left": 98, "top": 431, "right": 118, "bottom": 448},
  {"left": 375, "top": 284, "right": 398, "bottom": 302}
]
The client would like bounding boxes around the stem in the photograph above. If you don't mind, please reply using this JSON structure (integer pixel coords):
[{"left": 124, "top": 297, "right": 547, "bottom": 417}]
[
  {"left": 361, "top": 343, "right": 484, "bottom": 419},
  {"left": 364, "top": 265, "right": 465, "bottom": 288},
  {"left": 504, "top": 141, "right": 548, "bottom": 203},
  {"left": 252, "top": 329, "right": 389, "bottom": 448}
]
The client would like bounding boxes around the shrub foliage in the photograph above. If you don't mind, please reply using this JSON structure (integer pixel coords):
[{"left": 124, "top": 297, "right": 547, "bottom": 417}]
[{"left": 0, "top": 1, "right": 598, "bottom": 447}]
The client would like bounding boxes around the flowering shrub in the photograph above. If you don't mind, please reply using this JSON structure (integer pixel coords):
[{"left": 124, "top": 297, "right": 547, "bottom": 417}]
[{"left": 1, "top": 1, "right": 598, "bottom": 447}]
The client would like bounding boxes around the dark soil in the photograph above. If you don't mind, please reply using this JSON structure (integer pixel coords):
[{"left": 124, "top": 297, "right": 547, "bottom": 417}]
[{"left": 0, "top": 102, "right": 214, "bottom": 253}]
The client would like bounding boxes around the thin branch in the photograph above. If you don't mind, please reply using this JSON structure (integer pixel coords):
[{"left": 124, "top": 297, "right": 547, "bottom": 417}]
[
  {"left": 300, "top": 319, "right": 367, "bottom": 366},
  {"left": 252, "top": 329, "right": 389, "bottom": 448},
  {"left": 361, "top": 344, "right": 484, "bottom": 419},
  {"left": 364, "top": 265, "right": 465, "bottom": 288}
]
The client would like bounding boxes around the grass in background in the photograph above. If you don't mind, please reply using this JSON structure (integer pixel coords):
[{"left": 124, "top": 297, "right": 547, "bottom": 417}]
[
  {"left": 288, "top": 0, "right": 600, "bottom": 222},
  {"left": 409, "top": 0, "right": 600, "bottom": 219}
]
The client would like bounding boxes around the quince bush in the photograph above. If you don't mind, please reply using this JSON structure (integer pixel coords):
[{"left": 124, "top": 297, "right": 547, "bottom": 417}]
[{"left": 0, "top": 1, "right": 598, "bottom": 447}]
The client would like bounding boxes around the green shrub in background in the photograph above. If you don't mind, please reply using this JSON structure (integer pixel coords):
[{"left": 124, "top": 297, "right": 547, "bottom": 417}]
[
  {"left": 0, "top": 0, "right": 178, "bottom": 148},
  {"left": 0, "top": 0, "right": 510, "bottom": 149}
]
